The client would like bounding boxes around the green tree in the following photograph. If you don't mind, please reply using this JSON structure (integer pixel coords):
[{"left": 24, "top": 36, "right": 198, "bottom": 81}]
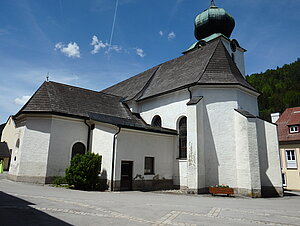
[{"left": 246, "top": 58, "right": 300, "bottom": 121}]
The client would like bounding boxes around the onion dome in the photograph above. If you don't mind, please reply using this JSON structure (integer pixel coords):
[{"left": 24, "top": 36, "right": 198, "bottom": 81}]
[{"left": 194, "top": 0, "right": 235, "bottom": 40}]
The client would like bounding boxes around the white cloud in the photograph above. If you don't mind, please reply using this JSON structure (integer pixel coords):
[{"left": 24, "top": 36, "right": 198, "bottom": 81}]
[
  {"left": 159, "top": 31, "right": 164, "bottom": 36},
  {"left": 168, "top": 32, "right": 176, "bottom": 40},
  {"left": 90, "top": 35, "right": 108, "bottom": 54},
  {"left": 14, "top": 96, "right": 31, "bottom": 106},
  {"left": 135, "top": 48, "right": 146, "bottom": 58},
  {"left": 55, "top": 42, "right": 81, "bottom": 58}
]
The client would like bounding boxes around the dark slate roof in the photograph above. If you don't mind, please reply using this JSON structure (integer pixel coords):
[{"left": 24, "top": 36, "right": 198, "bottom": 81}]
[
  {"left": 0, "top": 142, "right": 10, "bottom": 157},
  {"left": 102, "top": 37, "right": 257, "bottom": 101},
  {"left": 234, "top": 109, "right": 256, "bottom": 118},
  {"left": 16, "top": 81, "right": 177, "bottom": 135},
  {"left": 16, "top": 81, "right": 131, "bottom": 119},
  {"left": 88, "top": 112, "right": 177, "bottom": 135},
  {"left": 276, "top": 107, "right": 300, "bottom": 143}
]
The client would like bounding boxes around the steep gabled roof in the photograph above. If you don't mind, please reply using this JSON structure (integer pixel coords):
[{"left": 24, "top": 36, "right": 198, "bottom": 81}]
[
  {"left": 102, "top": 37, "right": 256, "bottom": 101},
  {"left": 276, "top": 107, "right": 300, "bottom": 143},
  {"left": 15, "top": 81, "right": 177, "bottom": 135}
]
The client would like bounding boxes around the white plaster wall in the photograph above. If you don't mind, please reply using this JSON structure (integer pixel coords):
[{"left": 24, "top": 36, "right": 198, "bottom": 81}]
[
  {"left": 1, "top": 116, "right": 16, "bottom": 149},
  {"left": 91, "top": 123, "right": 116, "bottom": 180},
  {"left": 7, "top": 121, "right": 26, "bottom": 176},
  {"left": 236, "top": 90, "right": 259, "bottom": 116},
  {"left": 257, "top": 119, "right": 282, "bottom": 188},
  {"left": 46, "top": 117, "right": 88, "bottom": 177},
  {"left": 139, "top": 89, "right": 189, "bottom": 129},
  {"left": 17, "top": 118, "right": 51, "bottom": 178},
  {"left": 115, "top": 129, "right": 175, "bottom": 181},
  {"left": 222, "top": 38, "right": 246, "bottom": 77},
  {"left": 192, "top": 87, "right": 239, "bottom": 187},
  {"left": 173, "top": 160, "right": 187, "bottom": 187}
]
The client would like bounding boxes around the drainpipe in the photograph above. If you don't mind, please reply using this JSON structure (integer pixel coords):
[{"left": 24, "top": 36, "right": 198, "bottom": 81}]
[
  {"left": 111, "top": 126, "right": 121, "bottom": 191},
  {"left": 84, "top": 120, "right": 91, "bottom": 152},
  {"left": 188, "top": 87, "right": 192, "bottom": 100}
]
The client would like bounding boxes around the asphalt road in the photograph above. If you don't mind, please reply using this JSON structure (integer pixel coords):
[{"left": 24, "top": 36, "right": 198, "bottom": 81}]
[{"left": 1, "top": 173, "right": 300, "bottom": 226}]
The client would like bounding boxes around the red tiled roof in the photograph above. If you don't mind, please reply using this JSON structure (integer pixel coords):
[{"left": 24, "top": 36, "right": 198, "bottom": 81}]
[{"left": 276, "top": 107, "right": 300, "bottom": 142}]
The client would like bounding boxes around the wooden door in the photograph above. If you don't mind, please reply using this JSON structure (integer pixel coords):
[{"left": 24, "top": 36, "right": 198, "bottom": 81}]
[{"left": 120, "top": 161, "right": 133, "bottom": 191}]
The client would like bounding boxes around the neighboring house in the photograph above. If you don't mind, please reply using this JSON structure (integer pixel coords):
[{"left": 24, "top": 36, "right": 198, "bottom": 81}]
[
  {"left": 274, "top": 107, "right": 300, "bottom": 191},
  {"left": 0, "top": 123, "right": 11, "bottom": 170},
  {"left": 1, "top": 1, "right": 283, "bottom": 197}
]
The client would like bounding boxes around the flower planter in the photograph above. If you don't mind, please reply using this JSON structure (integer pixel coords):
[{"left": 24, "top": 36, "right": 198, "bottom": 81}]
[{"left": 209, "top": 187, "right": 234, "bottom": 196}]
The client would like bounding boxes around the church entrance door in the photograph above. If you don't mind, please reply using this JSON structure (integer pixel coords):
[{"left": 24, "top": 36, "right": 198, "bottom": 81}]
[{"left": 120, "top": 161, "right": 133, "bottom": 191}]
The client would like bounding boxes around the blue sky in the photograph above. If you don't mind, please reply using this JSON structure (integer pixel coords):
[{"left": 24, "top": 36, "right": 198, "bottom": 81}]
[{"left": 0, "top": 0, "right": 299, "bottom": 124}]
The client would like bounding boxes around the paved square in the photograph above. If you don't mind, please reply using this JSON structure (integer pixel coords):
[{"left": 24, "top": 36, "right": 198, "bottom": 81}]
[{"left": 1, "top": 174, "right": 300, "bottom": 225}]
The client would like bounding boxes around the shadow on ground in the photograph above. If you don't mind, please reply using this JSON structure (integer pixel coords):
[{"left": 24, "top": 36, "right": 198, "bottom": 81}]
[{"left": 0, "top": 191, "right": 71, "bottom": 226}]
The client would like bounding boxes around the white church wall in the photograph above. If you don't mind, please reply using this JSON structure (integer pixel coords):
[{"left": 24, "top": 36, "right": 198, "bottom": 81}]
[
  {"left": 192, "top": 87, "right": 239, "bottom": 188},
  {"left": 12, "top": 117, "right": 52, "bottom": 183},
  {"left": 46, "top": 116, "right": 88, "bottom": 178},
  {"left": 115, "top": 129, "right": 174, "bottom": 189},
  {"left": 256, "top": 119, "right": 283, "bottom": 196},
  {"left": 221, "top": 38, "right": 246, "bottom": 77},
  {"left": 236, "top": 90, "right": 259, "bottom": 116},
  {"left": 234, "top": 111, "right": 262, "bottom": 197},
  {"left": 91, "top": 123, "right": 116, "bottom": 183},
  {"left": 139, "top": 89, "right": 189, "bottom": 129}
]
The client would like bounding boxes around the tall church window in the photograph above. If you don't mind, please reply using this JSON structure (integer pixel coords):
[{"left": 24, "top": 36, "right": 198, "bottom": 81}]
[
  {"left": 151, "top": 115, "right": 162, "bottom": 127},
  {"left": 71, "top": 142, "right": 86, "bottom": 159},
  {"left": 179, "top": 117, "right": 187, "bottom": 159}
]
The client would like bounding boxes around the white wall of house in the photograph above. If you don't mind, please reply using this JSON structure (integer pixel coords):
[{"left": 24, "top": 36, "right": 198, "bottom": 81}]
[
  {"left": 46, "top": 116, "right": 88, "bottom": 177},
  {"left": 91, "top": 123, "right": 116, "bottom": 181},
  {"left": 114, "top": 129, "right": 175, "bottom": 182},
  {"left": 1, "top": 116, "right": 16, "bottom": 149}
]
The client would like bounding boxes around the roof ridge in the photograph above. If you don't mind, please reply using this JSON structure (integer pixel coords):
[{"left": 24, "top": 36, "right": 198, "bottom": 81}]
[
  {"left": 196, "top": 39, "right": 221, "bottom": 83},
  {"left": 48, "top": 81, "right": 102, "bottom": 95},
  {"left": 132, "top": 65, "right": 161, "bottom": 101}
]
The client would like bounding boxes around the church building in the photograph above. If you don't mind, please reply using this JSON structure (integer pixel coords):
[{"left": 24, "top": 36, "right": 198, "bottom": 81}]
[{"left": 1, "top": 1, "right": 283, "bottom": 197}]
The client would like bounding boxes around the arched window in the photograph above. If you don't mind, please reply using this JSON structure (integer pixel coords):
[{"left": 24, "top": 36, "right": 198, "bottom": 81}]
[
  {"left": 71, "top": 142, "right": 86, "bottom": 159},
  {"left": 15, "top": 139, "right": 20, "bottom": 148},
  {"left": 179, "top": 117, "right": 187, "bottom": 159},
  {"left": 151, "top": 115, "right": 162, "bottom": 127}
]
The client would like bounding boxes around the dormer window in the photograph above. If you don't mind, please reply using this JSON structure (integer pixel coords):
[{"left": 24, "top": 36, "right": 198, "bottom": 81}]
[{"left": 289, "top": 126, "right": 299, "bottom": 134}]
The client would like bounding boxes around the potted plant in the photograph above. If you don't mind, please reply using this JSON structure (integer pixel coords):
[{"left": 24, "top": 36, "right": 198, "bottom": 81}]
[{"left": 209, "top": 184, "right": 234, "bottom": 196}]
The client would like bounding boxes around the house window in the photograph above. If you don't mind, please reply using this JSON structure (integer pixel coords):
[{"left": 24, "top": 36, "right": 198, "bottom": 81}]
[
  {"left": 286, "top": 150, "right": 297, "bottom": 169},
  {"left": 179, "top": 117, "right": 187, "bottom": 159},
  {"left": 289, "top": 126, "right": 299, "bottom": 133},
  {"left": 151, "top": 115, "right": 162, "bottom": 127},
  {"left": 144, "top": 157, "right": 154, "bottom": 175},
  {"left": 71, "top": 142, "right": 86, "bottom": 159},
  {"left": 282, "top": 173, "right": 287, "bottom": 187}
]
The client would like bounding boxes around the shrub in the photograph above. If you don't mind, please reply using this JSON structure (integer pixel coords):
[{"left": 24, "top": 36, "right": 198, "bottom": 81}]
[
  {"left": 52, "top": 176, "right": 67, "bottom": 186},
  {"left": 65, "top": 152, "right": 102, "bottom": 190}
]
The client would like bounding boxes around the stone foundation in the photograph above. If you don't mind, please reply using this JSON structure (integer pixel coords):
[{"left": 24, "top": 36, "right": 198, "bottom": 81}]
[
  {"left": 7, "top": 174, "right": 47, "bottom": 184},
  {"left": 111, "top": 179, "right": 174, "bottom": 191}
]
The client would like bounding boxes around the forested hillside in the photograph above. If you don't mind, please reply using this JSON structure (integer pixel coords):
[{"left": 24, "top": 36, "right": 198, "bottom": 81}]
[{"left": 246, "top": 58, "right": 300, "bottom": 121}]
